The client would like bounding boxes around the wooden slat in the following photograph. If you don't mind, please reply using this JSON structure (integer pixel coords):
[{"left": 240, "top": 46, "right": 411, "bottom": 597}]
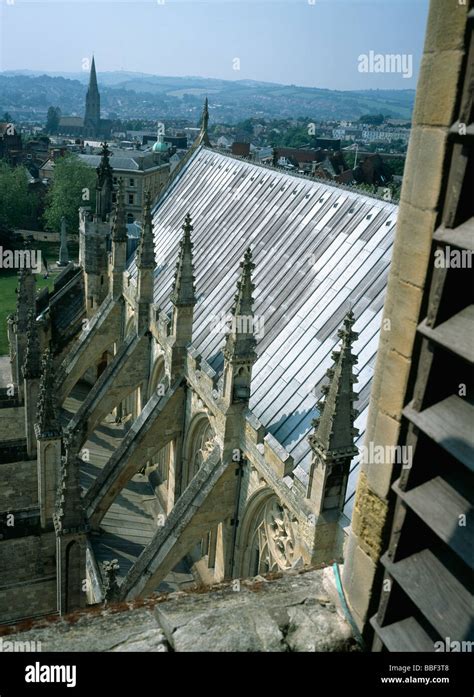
[
  {"left": 433, "top": 217, "right": 474, "bottom": 251},
  {"left": 418, "top": 305, "right": 474, "bottom": 363},
  {"left": 403, "top": 396, "right": 474, "bottom": 471},
  {"left": 393, "top": 478, "right": 473, "bottom": 568},
  {"left": 370, "top": 616, "right": 436, "bottom": 652},
  {"left": 381, "top": 550, "right": 473, "bottom": 640}
]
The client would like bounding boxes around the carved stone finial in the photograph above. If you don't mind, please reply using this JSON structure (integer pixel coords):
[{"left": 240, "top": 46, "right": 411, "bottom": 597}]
[
  {"left": 170, "top": 213, "right": 196, "bottom": 307},
  {"left": 102, "top": 559, "right": 120, "bottom": 602},
  {"left": 309, "top": 310, "right": 359, "bottom": 462},
  {"left": 223, "top": 247, "right": 257, "bottom": 364},
  {"left": 137, "top": 189, "right": 155, "bottom": 270}
]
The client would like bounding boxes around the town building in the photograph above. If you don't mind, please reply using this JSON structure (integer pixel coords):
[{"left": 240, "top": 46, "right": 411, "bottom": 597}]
[{"left": 78, "top": 144, "right": 170, "bottom": 223}]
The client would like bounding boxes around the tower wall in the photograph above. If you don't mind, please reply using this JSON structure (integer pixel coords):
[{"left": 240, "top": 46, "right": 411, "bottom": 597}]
[{"left": 79, "top": 207, "right": 110, "bottom": 314}]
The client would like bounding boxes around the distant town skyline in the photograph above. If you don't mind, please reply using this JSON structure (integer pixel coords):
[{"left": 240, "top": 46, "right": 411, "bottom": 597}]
[{"left": 0, "top": 0, "right": 429, "bottom": 91}]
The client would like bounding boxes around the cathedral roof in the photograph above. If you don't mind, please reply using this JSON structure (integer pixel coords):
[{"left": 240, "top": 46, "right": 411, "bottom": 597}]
[{"left": 127, "top": 146, "right": 397, "bottom": 515}]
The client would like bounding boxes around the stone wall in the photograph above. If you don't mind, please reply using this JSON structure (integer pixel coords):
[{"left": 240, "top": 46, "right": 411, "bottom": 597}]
[
  {"left": 0, "top": 532, "right": 57, "bottom": 624},
  {"left": 342, "top": 0, "right": 470, "bottom": 634},
  {"left": 0, "top": 461, "right": 38, "bottom": 512}
]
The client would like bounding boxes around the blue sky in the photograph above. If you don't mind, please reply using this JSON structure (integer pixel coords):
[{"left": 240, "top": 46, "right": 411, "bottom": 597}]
[{"left": 0, "top": 0, "right": 429, "bottom": 90}]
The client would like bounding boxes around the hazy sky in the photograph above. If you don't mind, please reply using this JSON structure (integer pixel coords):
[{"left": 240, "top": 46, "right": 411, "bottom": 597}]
[{"left": 0, "top": 0, "right": 429, "bottom": 90}]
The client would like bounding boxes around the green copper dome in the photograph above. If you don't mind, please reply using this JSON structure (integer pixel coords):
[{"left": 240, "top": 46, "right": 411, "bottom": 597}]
[{"left": 152, "top": 135, "right": 169, "bottom": 153}]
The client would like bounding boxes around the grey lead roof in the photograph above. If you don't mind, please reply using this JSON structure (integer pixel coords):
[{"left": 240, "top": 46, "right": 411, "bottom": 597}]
[
  {"left": 128, "top": 146, "right": 398, "bottom": 517},
  {"left": 78, "top": 153, "right": 165, "bottom": 172}
]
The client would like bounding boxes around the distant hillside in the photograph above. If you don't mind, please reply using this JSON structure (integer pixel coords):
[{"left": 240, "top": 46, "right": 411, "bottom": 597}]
[{"left": 0, "top": 71, "right": 415, "bottom": 124}]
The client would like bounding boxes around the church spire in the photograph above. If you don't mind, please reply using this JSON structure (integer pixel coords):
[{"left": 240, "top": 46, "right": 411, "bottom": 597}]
[
  {"left": 170, "top": 213, "right": 196, "bottom": 307},
  {"left": 89, "top": 55, "right": 98, "bottom": 91},
  {"left": 84, "top": 55, "right": 101, "bottom": 137},
  {"left": 307, "top": 311, "right": 359, "bottom": 513},
  {"left": 195, "top": 97, "right": 211, "bottom": 147}
]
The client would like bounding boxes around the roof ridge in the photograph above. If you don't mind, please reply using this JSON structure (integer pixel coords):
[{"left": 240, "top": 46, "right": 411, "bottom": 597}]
[{"left": 203, "top": 146, "right": 398, "bottom": 206}]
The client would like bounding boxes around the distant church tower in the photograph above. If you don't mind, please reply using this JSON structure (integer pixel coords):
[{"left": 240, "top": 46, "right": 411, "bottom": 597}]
[{"left": 84, "top": 56, "right": 101, "bottom": 138}]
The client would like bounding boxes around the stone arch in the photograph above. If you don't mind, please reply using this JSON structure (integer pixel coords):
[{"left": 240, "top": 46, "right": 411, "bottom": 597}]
[
  {"left": 238, "top": 487, "right": 300, "bottom": 577},
  {"left": 182, "top": 412, "right": 216, "bottom": 492}
]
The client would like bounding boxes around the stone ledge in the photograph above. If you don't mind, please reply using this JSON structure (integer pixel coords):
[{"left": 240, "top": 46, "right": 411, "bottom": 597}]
[{"left": 0, "top": 567, "right": 358, "bottom": 653}]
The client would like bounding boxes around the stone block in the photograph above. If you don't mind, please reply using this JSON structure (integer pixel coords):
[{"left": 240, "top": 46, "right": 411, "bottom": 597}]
[
  {"left": 386, "top": 280, "right": 423, "bottom": 360},
  {"left": 264, "top": 434, "right": 294, "bottom": 478},
  {"left": 285, "top": 601, "right": 355, "bottom": 652},
  {"left": 160, "top": 602, "right": 284, "bottom": 652},
  {"left": 390, "top": 202, "right": 437, "bottom": 289},
  {"left": 401, "top": 126, "right": 447, "bottom": 211},
  {"left": 245, "top": 411, "right": 265, "bottom": 445},
  {"left": 413, "top": 50, "right": 464, "bottom": 128},
  {"left": 365, "top": 412, "right": 401, "bottom": 500},
  {"left": 375, "top": 349, "right": 411, "bottom": 421},
  {"left": 423, "top": 0, "right": 469, "bottom": 52}
]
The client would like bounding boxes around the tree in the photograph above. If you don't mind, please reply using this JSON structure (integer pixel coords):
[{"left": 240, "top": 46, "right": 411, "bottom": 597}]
[
  {"left": 43, "top": 154, "right": 96, "bottom": 233},
  {"left": 237, "top": 119, "right": 254, "bottom": 136},
  {"left": 359, "top": 113, "right": 385, "bottom": 126},
  {"left": 0, "top": 162, "right": 39, "bottom": 230},
  {"left": 45, "top": 106, "right": 61, "bottom": 135}
]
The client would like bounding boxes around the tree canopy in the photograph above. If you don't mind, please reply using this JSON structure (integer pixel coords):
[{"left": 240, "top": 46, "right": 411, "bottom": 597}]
[
  {"left": 0, "top": 162, "right": 39, "bottom": 230},
  {"left": 43, "top": 154, "right": 96, "bottom": 233}
]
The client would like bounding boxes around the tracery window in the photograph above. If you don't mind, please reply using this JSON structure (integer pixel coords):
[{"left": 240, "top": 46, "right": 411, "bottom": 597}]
[{"left": 246, "top": 494, "right": 298, "bottom": 575}]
